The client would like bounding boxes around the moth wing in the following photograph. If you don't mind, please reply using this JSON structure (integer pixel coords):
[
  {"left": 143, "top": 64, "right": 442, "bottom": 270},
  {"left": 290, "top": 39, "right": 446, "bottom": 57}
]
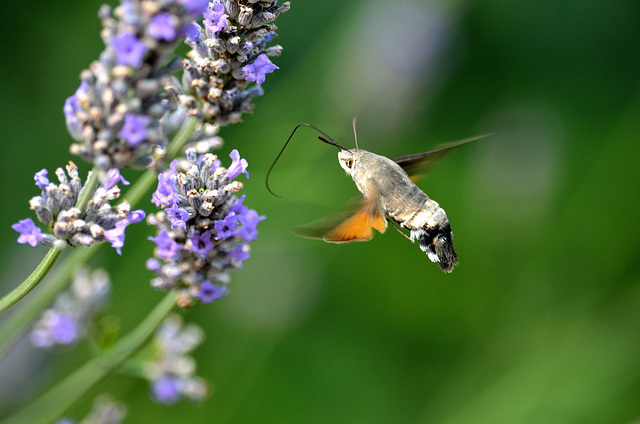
[
  {"left": 294, "top": 195, "right": 387, "bottom": 243},
  {"left": 391, "top": 134, "right": 489, "bottom": 183}
]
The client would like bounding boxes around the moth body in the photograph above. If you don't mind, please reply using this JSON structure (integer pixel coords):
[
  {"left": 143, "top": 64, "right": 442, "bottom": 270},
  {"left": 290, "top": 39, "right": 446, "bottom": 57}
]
[{"left": 338, "top": 149, "right": 458, "bottom": 272}]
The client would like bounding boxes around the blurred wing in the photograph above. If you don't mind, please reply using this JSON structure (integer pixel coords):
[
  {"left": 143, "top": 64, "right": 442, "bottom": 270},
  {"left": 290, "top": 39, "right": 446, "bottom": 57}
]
[
  {"left": 391, "top": 134, "right": 489, "bottom": 183},
  {"left": 295, "top": 194, "right": 387, "bottom": 243}
]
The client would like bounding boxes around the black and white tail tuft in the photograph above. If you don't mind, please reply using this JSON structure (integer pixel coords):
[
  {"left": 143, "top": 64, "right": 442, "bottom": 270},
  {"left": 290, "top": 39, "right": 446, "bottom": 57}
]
[{"left": 415, "top": 222, "right": 458, "bottom": 273}]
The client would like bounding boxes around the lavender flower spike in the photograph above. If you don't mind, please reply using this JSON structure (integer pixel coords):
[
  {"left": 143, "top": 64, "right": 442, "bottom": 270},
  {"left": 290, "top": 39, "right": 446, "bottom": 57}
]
[
  {"left": 14, "top": 163, "right": 144, "bottom": 253},
  {"left": 142, "top": 314, "right": 208, "bottom": 403},
  {"left": 65, "top": 0, "right": 210, "bottom": 170},
  {"left": 147, "top": 147, "right": 264, "bottom": 308},
  {"left": 169, "top": 0, "right": 290, "bottom": 125},
  {"left": 31, "top": 267, "right": 110, "bottom": 349}
]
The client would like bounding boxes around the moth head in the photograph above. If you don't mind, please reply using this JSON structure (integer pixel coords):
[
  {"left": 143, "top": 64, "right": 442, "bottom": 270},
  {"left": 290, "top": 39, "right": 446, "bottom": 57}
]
[{"left": 338, "top": 150, "right": 358, "bottom": 175}]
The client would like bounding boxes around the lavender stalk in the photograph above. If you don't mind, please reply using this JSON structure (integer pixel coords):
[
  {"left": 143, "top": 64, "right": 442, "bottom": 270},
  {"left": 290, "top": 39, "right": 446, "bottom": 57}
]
[{"left": 2, "top": 0, "right": 290, "bottom": 420}]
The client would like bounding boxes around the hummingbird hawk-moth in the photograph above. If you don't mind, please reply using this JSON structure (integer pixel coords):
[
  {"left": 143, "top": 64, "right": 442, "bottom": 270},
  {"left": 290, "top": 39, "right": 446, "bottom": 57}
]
[{"left": 267, "top": 119, "right": 484, "bottom": 273}]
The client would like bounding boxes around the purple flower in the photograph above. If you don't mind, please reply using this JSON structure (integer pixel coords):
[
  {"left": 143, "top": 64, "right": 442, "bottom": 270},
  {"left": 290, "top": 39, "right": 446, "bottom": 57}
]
[
  {"left": 214, "top": 213, "right": 240, "bottom": 239},
  {"left": 34, "top": 169, "right": 49, "bottom": 189},
  {"left": 167, "top": 204, "right": 189, "bottom": 230},
  {"left": 146, "top": 258, "right": 161, "bottom": 272},
  {"left": 152, "top": 171, "right": 177, "bottom": 207},
  {"left": 242, "top": 54, "right": 278, "bottom": 86},
  {"left": 198, "top": 280, "right": 227, "bottom": 303},
  {"left": 188, "top": 232, "right": 214, "bottom": 256},
  {"left": 48, "top": 312, "right": 78, "bottom": 345},
  {"left": 127, "top": 209, "right": 146, "bottom": 225},
  {"left": 179, "top": 0, "right": 210, "bottom": 15},
  {"left": 63, "top": 81, "right": 89, "bottom": 141},
  {"left": 149, "top": 230, "right": 182, "bottom": 260},
  {"left": 230, "top": 195, "right": 248, "bottom": 216},
  {"left": 12, "top": 218, "right": 44, "bottom": 247},
  {"left": 104, "top": 221, "right": 127, "bottom": 255},
  {"left": 103, "top": 168, "right": 130, "bottom": 190},
  {"left": 111, "top": 31, "right": 148, "bottom": 67},
  {"left": 237, "top": 210, "right": 265, "bottom": 242},
  {"left": 149, "top": 12, "right": 177, "bottom": 42},
  {"left": 152, "top": 376, "right": 181, "bottom": 404},
  {"left": 118, "top": 114, "right": 151, "bottom": 147},
  {"left": 184, "top": 22, "right": 200, "bottom": 43},
  {"left": 227, "top": 244, "right": 250, "bottom": 263},
  {"left": 227, "top": 149, "right": 249, "bottom": 179},
  {"left": 104, "top": 209, "right": 145, "bottom": 254},
  {"left": 203, "top": 2, "right": 228, "bottom": 34}
]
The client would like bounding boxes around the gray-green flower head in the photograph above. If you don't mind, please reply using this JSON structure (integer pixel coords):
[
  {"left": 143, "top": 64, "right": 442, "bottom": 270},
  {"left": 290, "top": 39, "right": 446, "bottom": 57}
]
[
  {"left": 12, "top": 165, "right": 145, "bottom": 254},
  {"left": 56, "top": 394, "right": 126, "bottom": 424},
  {"left": 64, "top": 0, "right": 210, "bottom": 170},
  {"left": 144, "top": 314, "right": 208, "bottom": 404},
  {"left": 30, "top": 267, "right": 110, "bottom": 348},
  {"left": 169, "top": 0, "right": 289, "bottom": 125},
  {"left": 147, "top": 147, "right": 264, "bottom": 308}
]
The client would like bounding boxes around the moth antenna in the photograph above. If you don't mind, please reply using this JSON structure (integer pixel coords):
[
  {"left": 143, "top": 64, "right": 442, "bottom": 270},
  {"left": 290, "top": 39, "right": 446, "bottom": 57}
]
[
  {"left": 352, "top": 117, "right": 359, "bottom": 150},
  {"left": 266, "top": 123, "right": 347, "bottom": 198}
]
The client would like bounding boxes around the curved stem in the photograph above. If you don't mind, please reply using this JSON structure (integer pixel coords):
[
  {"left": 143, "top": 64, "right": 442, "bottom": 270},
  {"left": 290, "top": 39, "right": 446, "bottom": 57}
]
[
  {"left": 1, "top": 291, "right": 177, "bottom": 424},
  {"left": 0, "top": 249, "right": 63, "bottom": 314},
  {"left": 0, "top": 245, "right": 98, "bottom": 358}
]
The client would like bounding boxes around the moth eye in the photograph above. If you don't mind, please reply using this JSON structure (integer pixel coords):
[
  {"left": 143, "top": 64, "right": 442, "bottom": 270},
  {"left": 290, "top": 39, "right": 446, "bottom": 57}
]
[{"left": 345, "top": 158, "right": 354, "bottom": 168}]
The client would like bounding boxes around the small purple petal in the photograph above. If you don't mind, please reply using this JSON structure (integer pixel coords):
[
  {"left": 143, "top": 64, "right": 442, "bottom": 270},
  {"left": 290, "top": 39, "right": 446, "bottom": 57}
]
[
  {"left": 237, "top": 210, "right": 265, "bottom": 242},
  {"left": 49, "top": 312, "right": 78, "bottom": 345},
  {"left": 104, "top": 210, "right": 144, "bottom": 255},
  {"left": 226, "top": 149, "right": 249, "bottom": 180},
  {"left": 103, "top": 169, "right": 130, "bottom": 190},
  {"left": 119, "top": 114, "right": 151, "bottom": 147},
  {"left": 242, "top": 54, "right": 278, "bottom": 86},
  {"left": 63, "top": 81, "right": 89, "bottom": 141},
  {"left": 149, "top": 12, "right": 177, "bottom": 42},
  {"left": 184, "top": 22, "right": 201, "bottom": 43},
  {"left": 230, "top": 195, "right": 248, "bottom": 216},
  {"left": 203, "top": 2, "right": 228, "bottom": 34},
  {"left": 152, "top": 171, "right": 177, "bottom": 207},
  {"left": 149, "top": 230, "right": 182, "bottom": 260},
  {"left": 152, "top": 376, "right": 181, "bottom": 404},
  {"left": 111, "top": 31, "right": 148, "bottom": 67},
  {"left": 214, "top": 213, "right": 241, "bottom": 239},
  {"left": 188, "top": 232, "right": 213, "bottom": 256},
  {"left": 227, "top": 243, "right": 250, "bottom": 263},
  {"left": 12, "top": 218, "right": 45, "bottom": 247},
  {"left": 127, "top": 209, "right": 146, "bottom": 224},
  {"left": 34, "top": 169, "right": 49, "bottom": 189},
  {"left": 179, "top": 0, "right": 210, "bottom": 15},
  {"left": 146, "top": 258, "right": 161, "bottom": 271},
  {"left": 104, "top": 221, "right": 127, "bottom": 255},
  {"left": 167, "top": 204, "right": 189, "bottom": 230},
  {"left": 199, "top": 280, "right": 227, "bottom": 303}
]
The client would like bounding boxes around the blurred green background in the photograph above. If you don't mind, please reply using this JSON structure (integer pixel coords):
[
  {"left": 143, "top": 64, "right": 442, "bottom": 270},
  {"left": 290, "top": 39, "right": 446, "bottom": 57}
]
[{"left": 2, "top": 0, "right": 640, "bottom": 423}]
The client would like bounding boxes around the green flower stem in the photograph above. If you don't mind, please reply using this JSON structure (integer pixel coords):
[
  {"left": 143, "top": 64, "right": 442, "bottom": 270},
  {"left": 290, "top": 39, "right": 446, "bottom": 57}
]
[
  {"left": 167, "top": 117, "right": 198, "bottom": 159},
  {"left": 0, "top": 249, "right": 63, "bottom": 315},
  {"left": 0, "top": 245, "right": 98, "bottom": 358},
  {"left": 76, "top": 166, "right": 99, "bottom": 211},
  {"left": 1, "top": 291, "right": 177, "bottom": 424}
]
